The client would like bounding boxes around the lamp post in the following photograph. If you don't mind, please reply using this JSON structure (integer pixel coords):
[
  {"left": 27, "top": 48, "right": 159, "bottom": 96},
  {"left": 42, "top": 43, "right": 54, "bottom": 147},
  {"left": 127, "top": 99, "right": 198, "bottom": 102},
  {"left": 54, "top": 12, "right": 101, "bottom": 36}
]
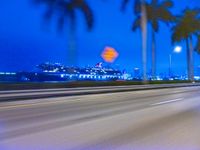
[{"left": 169, "top": 46, "right": 182, "bottom": 78}]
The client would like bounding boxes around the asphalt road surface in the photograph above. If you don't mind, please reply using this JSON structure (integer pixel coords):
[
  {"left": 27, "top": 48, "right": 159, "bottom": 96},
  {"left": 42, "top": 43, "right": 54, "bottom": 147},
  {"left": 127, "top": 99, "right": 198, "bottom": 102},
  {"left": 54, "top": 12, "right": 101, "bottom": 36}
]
[{"left": 1, "top": 86, "right": 200, "bottom": 150}]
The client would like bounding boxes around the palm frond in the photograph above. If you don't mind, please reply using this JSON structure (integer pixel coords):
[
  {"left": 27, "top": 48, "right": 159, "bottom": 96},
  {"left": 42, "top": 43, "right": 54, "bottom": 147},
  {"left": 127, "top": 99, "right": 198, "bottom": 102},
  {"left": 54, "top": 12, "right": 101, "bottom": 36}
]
[
  {"left": 43, "top": 6, "right": 54, "bottom": 23},
  {"left": 33, "top": 0, "right": 94, "bottom": 32},
  {"left": 132, "top": 15, "right": 141, "bottom": 31},
  {"left": 77, "top": 0, "right": 94, "bottom": 30},
  {"left": 121, "top": 0, "right": 130, "bottom": 11},
  {"left": 133, "top": 0, "right": 175, "bottom": 32},
  {"left": 161, "top": 0, "right": 173, "bottom": 8},
  {"left": 172, "top": 8, "right": 200, "bottom": 43},
  {"left": 32, "top": 0, "right": 56, "bottom": 6},
  {"left": 151, "top": 20, "right": 159, "bottom": 32},
  {"left": 195, "top": 35, "right": 200, "bottom": 54},
  {"left": 57, "top": 16, "right": 65, "bottom": 32},
  {"left": 134, "top": 0, "right": 142, "bottom": 15}
]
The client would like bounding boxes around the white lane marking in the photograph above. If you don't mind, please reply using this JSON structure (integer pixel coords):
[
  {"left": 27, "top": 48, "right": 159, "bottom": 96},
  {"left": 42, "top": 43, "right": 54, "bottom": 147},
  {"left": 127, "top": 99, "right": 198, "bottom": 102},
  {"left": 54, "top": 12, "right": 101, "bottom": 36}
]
[{"left": 151, "top": 98, "right": 184, "bottom": 106}]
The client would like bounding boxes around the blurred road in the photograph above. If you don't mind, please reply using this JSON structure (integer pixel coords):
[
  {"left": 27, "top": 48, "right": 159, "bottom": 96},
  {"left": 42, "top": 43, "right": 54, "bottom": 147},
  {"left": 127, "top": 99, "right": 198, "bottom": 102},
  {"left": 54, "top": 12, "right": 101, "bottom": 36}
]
[
  {"left": 0, "top": 83, "right": 199, "bottom": 101},
  {"left": 1, "top": 86, "right": 200, "bottom": 150}
]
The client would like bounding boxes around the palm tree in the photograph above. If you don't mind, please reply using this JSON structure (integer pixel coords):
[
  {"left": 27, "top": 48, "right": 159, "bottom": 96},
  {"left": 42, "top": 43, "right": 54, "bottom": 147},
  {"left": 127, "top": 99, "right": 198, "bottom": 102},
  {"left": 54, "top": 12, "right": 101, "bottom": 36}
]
[
  {"left": 195, "top": 35, "right": 200, "bottom": 54},
  {"left": 33, "top": 0, "right": 94, "bottom": 66},
  {"left": 122, "top": 0, "right": 148, "bottom": 81},
  {"left": 172, "top": 8, "right": 200, "bottom": 81},
  {"left": 123, "top": 0, "right": 175, "bottom": 80}
]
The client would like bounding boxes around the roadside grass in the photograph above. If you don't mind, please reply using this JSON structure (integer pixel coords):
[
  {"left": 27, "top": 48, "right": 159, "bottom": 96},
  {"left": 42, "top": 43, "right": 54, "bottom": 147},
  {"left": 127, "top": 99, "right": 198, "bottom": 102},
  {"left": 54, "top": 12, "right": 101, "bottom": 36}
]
[{"left": 0, "top": 80, "right": 194, "bottom": 91}]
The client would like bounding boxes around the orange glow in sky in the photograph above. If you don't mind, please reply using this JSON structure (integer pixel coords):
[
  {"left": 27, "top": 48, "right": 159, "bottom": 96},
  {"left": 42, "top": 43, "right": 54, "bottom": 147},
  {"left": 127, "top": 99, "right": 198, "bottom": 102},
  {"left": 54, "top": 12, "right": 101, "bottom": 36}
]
[{"left": 101, "top": 46, "right": 119, "bottom": 63}]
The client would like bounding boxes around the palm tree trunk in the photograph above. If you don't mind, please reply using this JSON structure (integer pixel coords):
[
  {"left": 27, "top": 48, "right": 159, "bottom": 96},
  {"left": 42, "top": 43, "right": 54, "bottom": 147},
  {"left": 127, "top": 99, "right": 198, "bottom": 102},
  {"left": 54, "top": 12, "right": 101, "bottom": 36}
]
[
  {"left": 140, "top": 0, "right": 148, "bottom": 82},
  {"left": 186, "top": 37, "right": 194, "bottom": 81},
  {"left": 189, "top": 37, "right": 194, "bottom": 81},
  {"left": 151, "top": 31, "right": 156, "bottom": 80}
]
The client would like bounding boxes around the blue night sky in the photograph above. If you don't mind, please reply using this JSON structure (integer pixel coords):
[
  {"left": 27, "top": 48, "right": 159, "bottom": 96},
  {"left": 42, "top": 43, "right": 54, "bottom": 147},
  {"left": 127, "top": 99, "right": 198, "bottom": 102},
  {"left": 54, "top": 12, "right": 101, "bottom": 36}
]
[{"left": 0, "top": 0, "right": 200, "bottom": 75}]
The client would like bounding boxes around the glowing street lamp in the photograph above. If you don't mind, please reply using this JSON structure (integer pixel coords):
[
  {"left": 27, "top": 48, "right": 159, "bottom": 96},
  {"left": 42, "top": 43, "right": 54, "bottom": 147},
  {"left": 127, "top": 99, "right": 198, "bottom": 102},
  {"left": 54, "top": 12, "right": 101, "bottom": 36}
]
[{"left": 174, "top": 46, "right": 182, "bottom": 53}]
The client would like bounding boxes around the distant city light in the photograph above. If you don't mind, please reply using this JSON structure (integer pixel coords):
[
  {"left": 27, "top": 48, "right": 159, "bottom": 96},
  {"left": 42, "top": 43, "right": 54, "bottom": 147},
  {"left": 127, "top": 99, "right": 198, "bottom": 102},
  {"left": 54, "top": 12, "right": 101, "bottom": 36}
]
[
  {"left": 174, "top": 46, "right": 182, "bottom": 53},
  {"left": 0, "top": 72, "right": 16, "bottom": 75}
]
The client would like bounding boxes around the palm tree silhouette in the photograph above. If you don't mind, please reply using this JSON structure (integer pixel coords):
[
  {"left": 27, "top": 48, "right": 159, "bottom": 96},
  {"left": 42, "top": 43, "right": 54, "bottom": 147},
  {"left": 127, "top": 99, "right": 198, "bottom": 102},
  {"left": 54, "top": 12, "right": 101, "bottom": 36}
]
[
  {"left": 122, "top": 0, "right": 148, "bottom": 81},
  {"left": 33, "top": 0, "right": 94, "bottom": 66},
  {"left": 195, "top": 35, "right": 200, "bottom": 54},
  {"left": 172, "top": 8, "right": 200, "bottom": 81},
  {"left": 123, "top": 0, "right": 175, "bottom": 80}
]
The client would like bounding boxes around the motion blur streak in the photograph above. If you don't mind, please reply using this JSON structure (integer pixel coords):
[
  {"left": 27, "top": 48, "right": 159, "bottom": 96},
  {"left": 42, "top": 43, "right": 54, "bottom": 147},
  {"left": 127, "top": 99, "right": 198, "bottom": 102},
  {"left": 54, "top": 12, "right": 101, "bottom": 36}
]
[{"left": 1, "top": 86, "right": 200, "bottom": 150}]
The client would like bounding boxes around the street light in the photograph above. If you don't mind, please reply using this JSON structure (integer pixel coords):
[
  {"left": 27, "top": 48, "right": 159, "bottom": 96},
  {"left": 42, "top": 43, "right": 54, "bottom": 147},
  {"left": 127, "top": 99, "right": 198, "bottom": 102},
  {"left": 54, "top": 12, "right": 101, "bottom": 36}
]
[
  {"left": 174, "top": 46, "right": 182, "bottom": 53},
  {"left": 169, "top": 46, "right": 182, "bottom": 78}
]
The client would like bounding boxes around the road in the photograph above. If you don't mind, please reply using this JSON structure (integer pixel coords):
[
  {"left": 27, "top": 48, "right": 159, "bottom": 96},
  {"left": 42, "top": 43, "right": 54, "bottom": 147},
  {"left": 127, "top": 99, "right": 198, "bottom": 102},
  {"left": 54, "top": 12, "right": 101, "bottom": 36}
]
[{"left": 0, "top": 86, "right": 200, "bottom": 150}]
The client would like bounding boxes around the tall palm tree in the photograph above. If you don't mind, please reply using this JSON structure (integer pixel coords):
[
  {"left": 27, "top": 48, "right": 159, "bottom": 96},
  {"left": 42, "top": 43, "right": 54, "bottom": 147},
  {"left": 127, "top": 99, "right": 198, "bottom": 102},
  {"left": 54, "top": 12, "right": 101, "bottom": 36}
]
[
  {"left": 195, "top": 12, "right": 200, "bottom": 54},
  {"left": 195, "top": 35, "right": 200, "bottom": 54},
  {"left": 172, "top": 8, "right": 200, "bottom": 81},
  {"left": 33, "top": 0, "right": 94, "bottom": 66},
  {"left": 123, "top": 0, "right": 175, "bottom": 80},
  {"left": 122, "top": 0, "right": 148, "bottom": 81}
]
